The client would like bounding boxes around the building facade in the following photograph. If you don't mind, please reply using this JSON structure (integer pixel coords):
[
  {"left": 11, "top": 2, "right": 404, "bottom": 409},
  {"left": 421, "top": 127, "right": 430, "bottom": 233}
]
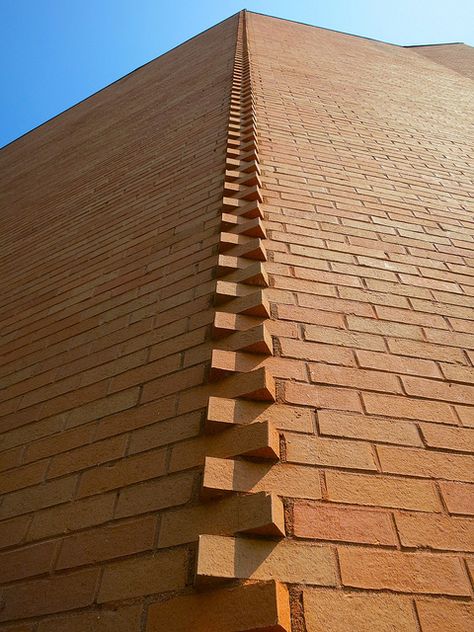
[{"left": 0, "top": 10, "right": 473, "bottom": 631}]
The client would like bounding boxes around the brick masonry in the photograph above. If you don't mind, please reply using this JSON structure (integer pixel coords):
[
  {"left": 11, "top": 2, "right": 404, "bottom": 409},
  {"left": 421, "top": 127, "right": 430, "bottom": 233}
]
[{"left": 0, "top": 9, "right": 473, "bottom": 632}]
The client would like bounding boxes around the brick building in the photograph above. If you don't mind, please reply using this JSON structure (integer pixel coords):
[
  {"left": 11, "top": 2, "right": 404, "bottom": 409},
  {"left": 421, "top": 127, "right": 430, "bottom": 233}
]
[{"left": 0, "top": 10, "right": 473, "bottom": 632}]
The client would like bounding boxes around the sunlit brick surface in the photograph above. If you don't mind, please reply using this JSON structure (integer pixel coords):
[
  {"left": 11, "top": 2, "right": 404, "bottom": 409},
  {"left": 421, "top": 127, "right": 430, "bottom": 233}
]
[
  {"left": 247, "top": 12, "right": 474, "bottom": 631},
  {"left": 0, "top": 10, "right": 473, "bottom": 631}
]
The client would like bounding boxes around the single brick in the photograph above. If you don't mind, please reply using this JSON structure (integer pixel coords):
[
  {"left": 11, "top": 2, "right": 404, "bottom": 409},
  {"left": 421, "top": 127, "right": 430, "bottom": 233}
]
[
  {"left": 439, "top": 481, "right": 474, "bottom": 516},
  {"left": 115, "top": 471, "right": 194, "bottom": 519},
  {"left": 77, "top": 447, "right": 167, "bottom": 497},
  {"left": 159, "top": 491, "right": 285, "bottom": 547},
  {"left": 325, "top": 471, "right": 441, "bottom": 512},
  {"left": 37, "top": 605, "right": 143, "bottom": 632},
  {"left": 395, "top": 512, "right": 474, "bottom": 552},
  {"left": 27, "top": 493, "right": 116, "bottom": 541},
  {"left": 146, "top": 581, "right": 291, "bottom": 632},
  {"left": 294, "top": 502, "right": 397, "bottom": 545},
  {"left": 318, "top": 410, "right": 422, "bottom": 446},
  {"left": 56, "top": 515, "right": 157, "bottom": 570},
  {"left": 286, "top": 432, "right": 377, "bottom": 471},
  {"left": 98, "top": 549, "right": 188, "bottom": 603},
  {"left": 338, "top": 547, "right": 470, "bottom": 595},
  {"left": 196, "top": 534, "right": 337, "bottom": 585},
  {"left": 303, "top": 589, "right": 418, "bottom": 632},
  {"left": 202, "top": 457, "right": 322, "bottom": 500},
  {"left": 416, "top": 599, "right": 474, "bottom": 632},
  {"left": 0, "top": 568, "right": 99, "bottom": 621},
  {"left": 205, "top": 395, "right": 313, "bottom": 433},
  {"left": 169, "top": 420, "right": 279, "bottom": 472},
  {"left": 377, "top": 445, "right": 474, "bottom": 483}
]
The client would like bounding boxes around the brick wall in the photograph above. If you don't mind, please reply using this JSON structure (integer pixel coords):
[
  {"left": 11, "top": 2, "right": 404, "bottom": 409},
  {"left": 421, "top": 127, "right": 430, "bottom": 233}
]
[
  {"left": 409, "top": 43, "right": 474, "bottom": 80},
  {"left": 0, "top": 14, "right": 239, "bottom": 629},
  {"left": 245, "top": 11, "right": 474, "bottom": 632},
  {"left": 0, "top": 9, "right": 473, "bottom": 632}
]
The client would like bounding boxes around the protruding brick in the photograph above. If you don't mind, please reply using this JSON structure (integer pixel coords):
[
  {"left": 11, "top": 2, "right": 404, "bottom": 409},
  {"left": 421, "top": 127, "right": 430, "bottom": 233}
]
[
  {"left": 202, "top": 457, "right": 322, "bottom": 500},
  {"left": 196, "top": 534, "right": 337, "bottom": 585},
  {"left": 205, "top": 395, "right": 313, "bottom": 433},
  {"left": 159, "top": 492, "right": 285, "bottom": 547},
  {"left": 213, "top": 321, "right": 273, "bottom": 354},
  {"left": 146, "top": 581, "right": 291, "bottom": 632},
  {"left": 169, "top": 419, "right": 280, "bottom": 471},
  {"left": 217, "top": 257, "right": 269, "bottom": 286}
]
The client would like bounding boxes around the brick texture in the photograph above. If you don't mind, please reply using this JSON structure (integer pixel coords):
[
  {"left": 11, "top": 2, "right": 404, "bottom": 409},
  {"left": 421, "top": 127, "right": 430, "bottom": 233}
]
[{"left": 1, "top": 8, "right": 473, "bottom": 632}]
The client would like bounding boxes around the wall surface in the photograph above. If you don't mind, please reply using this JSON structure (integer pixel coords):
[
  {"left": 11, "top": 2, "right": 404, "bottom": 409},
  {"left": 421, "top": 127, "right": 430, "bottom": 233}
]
[
  {"left": 409, "top": 43, "right": 474, "bottom": 80},
  {"left": 246, "top": 11, "right": 474, "bottom": 632},
  {"left": 0, "top": 10, "right": 473, "bottom": 632},
  {"left": 0, "top": 14, "right": 238, "bottom": 629}
]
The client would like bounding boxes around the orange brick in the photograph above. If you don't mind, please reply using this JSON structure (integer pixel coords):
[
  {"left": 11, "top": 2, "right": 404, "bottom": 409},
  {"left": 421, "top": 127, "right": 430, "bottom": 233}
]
[
  {"left": 56, "top": 515, "right": 157, "bottom": 570},
  {"left": 338, "top": 547, "right": 470, "bottom": 595},
  {"left": 37, "top": 605, "right": 143, "bottom": 632},
  {"left": 395, "top": 512, "right": 474, "bottom": 552},
  {"left": 158, "top": 491, "right": 285, "bottom": 547},
  {"left": 325, "top": 471, "right": 441, "bottom": 512},
  {"left": 377, "top": 445, "right": 474, "bottom": 482},
  {"left": 77, "top": 447, "right": 167, "bottom": 497},
  {"left": 115, "top": 471, "right": 194, "bottom": 518},
  {"left": 416, "top": 599, "right": 474, "bottom": 632},
  {"left": 202, "top": 457, "right": 322, "bottom": 500},
  {"left": 196, "top": 534, "right": 337, "bottom": 585},
  {"left": 169, "top": 420, "right": 279, "bottom": 472},
  {"left": 98, "top": 549, "right": 188, "bottom": 603},
  {"left": 318, "top": 410, "right": 421, "bottom": 446},
  {"left": 146, "top": 581, "right": 291, "bottom": 632},
  {"left": 362, "top": 392, "right": 456, "bottom": 423},
  {"left": 310, "top": 363, "right": 402, "bottom": 393},
  {"left": 439, "top": 481, "right": 474, "bottom": 516},
  {"left": 205, "top": 395, "right": 313, "bottom": 433},
  {"left": 303, "top": 589, "right": 418, "bottom": 632},
  {"left": 0, "top": 568, "right": 99, "bottom": 621},
  {"left": 284, "top": 381, "right": 363, "bottom": 412},
  {"left": 27, "top": 493, "right": 116, "bottom": 541},
  {"left": 294, "top": 502, "right": 397, "bottom": 545},
  {"left": 286, "top": 432, "right": 376, "bottom": 470},
  {"left": 420, "top": 423, "right": 474, "bottom": 453}
]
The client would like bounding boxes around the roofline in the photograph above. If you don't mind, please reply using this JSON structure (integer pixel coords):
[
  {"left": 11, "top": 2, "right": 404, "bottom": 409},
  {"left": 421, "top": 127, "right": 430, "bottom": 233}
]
[
  {"left": 2, "top": 8, "right": 467, "bottom": 150},
  {"left": 404, "top": 42, "right": 465, "bottom": 47},
  {"left": 243, "top": 9, "right": 400, "bottom": 47},
  {"left": 1, "top": 10, "right": 243, "bottom": 152}
]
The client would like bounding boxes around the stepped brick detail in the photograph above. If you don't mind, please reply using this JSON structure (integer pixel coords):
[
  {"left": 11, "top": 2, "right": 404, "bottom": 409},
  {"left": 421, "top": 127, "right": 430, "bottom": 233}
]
[{"left": 0, "top": 9, "right": 473, "bottom": 632}]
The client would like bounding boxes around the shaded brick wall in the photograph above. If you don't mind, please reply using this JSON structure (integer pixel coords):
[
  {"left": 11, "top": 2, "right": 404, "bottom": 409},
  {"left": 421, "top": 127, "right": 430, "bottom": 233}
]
[
  {"left": 0, "top": 14, "right": 238, "bottom": 629},
  {"left": 409, "top": 43, "right": 474, "bottom": 80}
]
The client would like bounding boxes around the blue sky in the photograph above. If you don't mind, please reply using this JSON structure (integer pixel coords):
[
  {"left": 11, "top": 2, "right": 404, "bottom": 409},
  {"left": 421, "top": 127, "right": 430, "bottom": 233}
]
[{"left": 1, "top": 0, "right": 473, "bottom": 148}]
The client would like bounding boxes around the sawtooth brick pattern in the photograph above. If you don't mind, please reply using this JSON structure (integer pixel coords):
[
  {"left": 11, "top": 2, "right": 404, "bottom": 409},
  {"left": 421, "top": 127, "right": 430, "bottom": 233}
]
[
  {"left": 0, "top": 8, "right": 473, "bottom": 632},
  {"left": 246, "top": 10, "right": 474, "bottom": 632}
]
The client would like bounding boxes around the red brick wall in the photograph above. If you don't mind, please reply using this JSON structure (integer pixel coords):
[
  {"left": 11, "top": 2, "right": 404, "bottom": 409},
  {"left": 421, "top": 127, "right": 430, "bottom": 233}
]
[
  {"left": 0, "top": 14, "right": 238, "bottom": 629},
  {"left": 245, "top": 11, "right": 474, "bottom": 632},
  {"left": 1, "top": 10, "right": 473, "bottom": 632}
]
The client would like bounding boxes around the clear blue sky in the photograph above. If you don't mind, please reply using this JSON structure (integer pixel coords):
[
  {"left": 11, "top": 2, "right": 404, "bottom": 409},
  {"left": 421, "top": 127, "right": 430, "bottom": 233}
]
[{"left": 1, "top": 0, "right": 473, "bottom": 148}]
